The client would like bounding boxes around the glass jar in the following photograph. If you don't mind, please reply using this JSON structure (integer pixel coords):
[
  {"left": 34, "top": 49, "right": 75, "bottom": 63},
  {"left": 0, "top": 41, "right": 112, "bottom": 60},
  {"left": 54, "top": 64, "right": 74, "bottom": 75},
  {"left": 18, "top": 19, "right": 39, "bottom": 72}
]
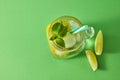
[{"left": 46, "top": 16, "right": 94, "bottom": 58}]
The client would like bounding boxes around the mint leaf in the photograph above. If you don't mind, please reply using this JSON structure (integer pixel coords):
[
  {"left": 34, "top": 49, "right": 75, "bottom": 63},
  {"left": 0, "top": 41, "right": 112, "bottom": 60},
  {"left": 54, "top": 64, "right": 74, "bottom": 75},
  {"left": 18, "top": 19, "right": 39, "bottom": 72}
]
[
  {"left": 52, "top": 22, "right": 62, "bottom": 34},
  {"left": 50, "top": 35, "right": 57, "bottom": 41},
  {"left": 51, "top": 22, "right": 67, "bottom": 37},
  {"left": 59, "top": 26, "right": 67, "bottom": 37},
  {"left": 56, "top": 38, "right": 65, "bottom": 48}
]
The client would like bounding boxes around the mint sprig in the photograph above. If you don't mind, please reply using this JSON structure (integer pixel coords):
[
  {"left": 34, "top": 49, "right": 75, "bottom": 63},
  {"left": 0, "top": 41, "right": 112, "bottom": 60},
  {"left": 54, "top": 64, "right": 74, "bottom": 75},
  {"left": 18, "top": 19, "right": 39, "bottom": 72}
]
[{"left": 50, "top": 22, "right": 67, "bottom": 47}]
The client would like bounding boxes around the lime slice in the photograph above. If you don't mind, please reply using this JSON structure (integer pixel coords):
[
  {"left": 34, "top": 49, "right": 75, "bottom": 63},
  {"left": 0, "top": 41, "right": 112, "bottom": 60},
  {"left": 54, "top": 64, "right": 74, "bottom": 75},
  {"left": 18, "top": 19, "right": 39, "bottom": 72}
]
[
  {"left": 95, "top": 30, "right": 103, "bottom": 55},
  {"left": 85, "top": 50, "right": 98, "bottom": 71}
]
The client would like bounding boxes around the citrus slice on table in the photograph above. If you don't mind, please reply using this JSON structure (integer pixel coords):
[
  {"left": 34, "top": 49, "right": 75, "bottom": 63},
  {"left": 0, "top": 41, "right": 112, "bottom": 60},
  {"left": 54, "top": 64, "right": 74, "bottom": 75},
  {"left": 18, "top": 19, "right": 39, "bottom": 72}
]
[
  {"left": 95, "top": 30, "right": 103, "bottom": 55},
  {"left": 85, "top": 50, "right": 98, "bottom": 71}
]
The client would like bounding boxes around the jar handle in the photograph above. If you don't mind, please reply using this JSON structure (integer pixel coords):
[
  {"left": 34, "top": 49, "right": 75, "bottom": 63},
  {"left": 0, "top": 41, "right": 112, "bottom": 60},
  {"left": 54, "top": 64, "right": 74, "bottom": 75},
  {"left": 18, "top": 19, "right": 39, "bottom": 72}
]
[{"left": 85, "top": 26, "right": 95, "bottom": 39}]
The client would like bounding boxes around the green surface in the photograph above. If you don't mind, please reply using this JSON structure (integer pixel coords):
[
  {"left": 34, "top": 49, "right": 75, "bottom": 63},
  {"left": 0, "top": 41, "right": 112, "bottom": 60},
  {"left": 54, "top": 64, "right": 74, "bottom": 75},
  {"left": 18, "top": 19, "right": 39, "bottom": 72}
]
[{"left": 0, "top": 0, "right": 120, "bottom": 80}]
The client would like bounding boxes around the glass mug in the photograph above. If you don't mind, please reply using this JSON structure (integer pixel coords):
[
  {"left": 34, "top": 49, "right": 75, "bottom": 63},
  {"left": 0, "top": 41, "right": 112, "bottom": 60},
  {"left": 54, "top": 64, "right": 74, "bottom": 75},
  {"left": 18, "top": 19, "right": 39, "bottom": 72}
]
[{"left": 46, "top": 16, "right": 94, "bottom": 58}]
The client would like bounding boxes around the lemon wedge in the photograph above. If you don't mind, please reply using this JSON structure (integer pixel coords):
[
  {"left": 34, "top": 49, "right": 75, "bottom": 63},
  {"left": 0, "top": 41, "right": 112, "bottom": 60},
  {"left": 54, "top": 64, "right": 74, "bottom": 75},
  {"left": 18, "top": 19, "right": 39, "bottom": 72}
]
[
  {"left": 95, "top": 30, "right": 103, "bottom": 55},
  {"left": 85, "top": 50, "right": 98, "bottom": 71}
]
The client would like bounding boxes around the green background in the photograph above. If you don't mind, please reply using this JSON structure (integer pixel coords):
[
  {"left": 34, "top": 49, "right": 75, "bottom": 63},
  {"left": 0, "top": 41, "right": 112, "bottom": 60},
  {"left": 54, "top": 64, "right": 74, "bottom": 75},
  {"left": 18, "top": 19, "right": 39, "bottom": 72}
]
[{"left": 0, "top": 0, "right": 120, "bottom": 80}]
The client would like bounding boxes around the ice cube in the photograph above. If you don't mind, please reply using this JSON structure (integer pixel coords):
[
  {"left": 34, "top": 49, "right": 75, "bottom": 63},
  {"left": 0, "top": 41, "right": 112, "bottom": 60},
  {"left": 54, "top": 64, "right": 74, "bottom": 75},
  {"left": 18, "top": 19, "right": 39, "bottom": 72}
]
[
  {"left": 76, "top": 33, "right": 81, "bottom": 42},
  {"left": 63, "top": 33, "right": 76, "bottom": 48},
  {"left": 69, "top": 20, "right": 79, "bottom": 29}
]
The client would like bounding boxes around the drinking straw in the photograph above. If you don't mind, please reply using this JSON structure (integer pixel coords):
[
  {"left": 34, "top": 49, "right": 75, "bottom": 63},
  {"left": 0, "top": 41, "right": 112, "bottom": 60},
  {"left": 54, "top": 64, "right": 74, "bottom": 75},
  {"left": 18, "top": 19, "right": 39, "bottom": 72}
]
[{"left": 70, "top": 25, "right": 89, "bottom": 34}]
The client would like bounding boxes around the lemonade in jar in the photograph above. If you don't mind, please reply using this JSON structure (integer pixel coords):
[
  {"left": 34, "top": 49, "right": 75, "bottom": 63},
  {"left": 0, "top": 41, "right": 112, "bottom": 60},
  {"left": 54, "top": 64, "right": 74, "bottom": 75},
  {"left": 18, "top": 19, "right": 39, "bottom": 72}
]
[{"left": 46, "top": 16, "right": 94, "bottom": 58}]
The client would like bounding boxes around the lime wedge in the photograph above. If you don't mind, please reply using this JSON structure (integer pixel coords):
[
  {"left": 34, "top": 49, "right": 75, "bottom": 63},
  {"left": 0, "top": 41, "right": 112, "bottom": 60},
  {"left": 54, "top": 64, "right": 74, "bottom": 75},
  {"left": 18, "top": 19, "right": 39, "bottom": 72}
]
[
  {"left": 95, "top": 30, "right": 103, "bottom": 55},
  {"left": 85, "top": 50, "right": 98, "bottom": 71}
]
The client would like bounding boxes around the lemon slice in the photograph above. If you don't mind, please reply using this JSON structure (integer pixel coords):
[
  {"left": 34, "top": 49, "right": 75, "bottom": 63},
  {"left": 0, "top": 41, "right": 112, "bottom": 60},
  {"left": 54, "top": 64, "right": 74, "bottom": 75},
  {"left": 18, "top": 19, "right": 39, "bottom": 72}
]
[
  {"left": 46, "top": 24, "right": 51, "bottom": 37},
  {"left": 85, "top": 50, "right": 98, "bottom": 71},
  {"left": 95, "top": 30, "right": 103, "bottom": 55}
]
